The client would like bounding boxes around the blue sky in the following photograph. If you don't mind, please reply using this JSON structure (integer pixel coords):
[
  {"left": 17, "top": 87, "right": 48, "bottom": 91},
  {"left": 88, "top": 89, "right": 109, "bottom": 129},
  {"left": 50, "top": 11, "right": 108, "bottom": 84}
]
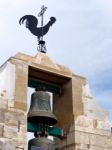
[{"left": 0, "top": 0, "right": 112, "bottom": 123}]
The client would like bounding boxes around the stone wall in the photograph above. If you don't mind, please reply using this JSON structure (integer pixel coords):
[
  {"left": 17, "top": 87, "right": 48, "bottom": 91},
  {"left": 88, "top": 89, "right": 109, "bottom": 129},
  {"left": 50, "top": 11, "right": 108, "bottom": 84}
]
[
  {"left": 0, "top": 61, "right": 27, "bottom": 150},
  {"left": 55, "top": 74, "right": 112, "bottom": 150}
]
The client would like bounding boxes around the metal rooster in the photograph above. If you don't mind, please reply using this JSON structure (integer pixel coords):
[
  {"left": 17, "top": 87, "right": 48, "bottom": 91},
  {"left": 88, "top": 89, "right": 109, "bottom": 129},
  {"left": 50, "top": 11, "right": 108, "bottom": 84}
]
[
  {"left": 19, "top": 6, "right": 56, "bottom": 53},
  {"left": 19, "top": 15, "right": 56, "bottom": 40}
]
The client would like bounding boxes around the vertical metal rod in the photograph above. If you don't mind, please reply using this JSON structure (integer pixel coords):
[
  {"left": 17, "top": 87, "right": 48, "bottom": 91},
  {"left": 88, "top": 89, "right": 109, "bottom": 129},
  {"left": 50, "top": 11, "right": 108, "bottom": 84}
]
[
  {"left": 37, "top": 5, "right": 47, "bottom": 52},
  {"left": 41, "top": 13, "right": 43, "bottom": 50},
  {"left": 41, "top": 14, "right": 43, "bottom": 41}
]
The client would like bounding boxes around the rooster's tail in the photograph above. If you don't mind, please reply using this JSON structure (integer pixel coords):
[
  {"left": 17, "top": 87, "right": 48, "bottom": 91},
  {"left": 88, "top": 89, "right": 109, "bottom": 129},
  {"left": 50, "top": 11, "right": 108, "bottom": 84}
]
[{"left": 19, "top": 15, "right": 38, "bottom": 28}]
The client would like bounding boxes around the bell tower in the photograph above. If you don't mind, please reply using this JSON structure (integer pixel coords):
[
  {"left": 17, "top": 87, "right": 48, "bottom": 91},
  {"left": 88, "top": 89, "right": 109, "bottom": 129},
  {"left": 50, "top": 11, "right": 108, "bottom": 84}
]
[
  {"left": 0, "top": 5, "right": 112, "bottom": 150},
  {"left": 0, "top": 51, "right": 112, "bottom": 150}
]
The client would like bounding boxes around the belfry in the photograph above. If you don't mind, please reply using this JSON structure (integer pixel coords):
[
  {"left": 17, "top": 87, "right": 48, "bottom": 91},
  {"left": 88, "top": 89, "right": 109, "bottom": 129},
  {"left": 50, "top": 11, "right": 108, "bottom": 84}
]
[{"left": 0, "top": 5, "right": 112, "bottom": 150}]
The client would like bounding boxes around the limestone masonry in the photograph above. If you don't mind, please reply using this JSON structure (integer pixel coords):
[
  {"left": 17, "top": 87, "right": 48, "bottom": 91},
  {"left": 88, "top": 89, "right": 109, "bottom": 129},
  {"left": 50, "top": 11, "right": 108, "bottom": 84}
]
[{"left": 0, "top": 52, "right": 112, "bottom": 150}]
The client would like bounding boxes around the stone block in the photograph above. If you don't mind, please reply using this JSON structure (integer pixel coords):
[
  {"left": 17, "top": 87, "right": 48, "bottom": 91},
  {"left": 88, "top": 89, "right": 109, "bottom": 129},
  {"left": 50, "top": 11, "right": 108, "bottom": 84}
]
[
  {"left": 14, "top": 62, "right": 28, "bottom": 109},
  {"left": 75, "top": 144, "right": 90, "bottom": 150},
  {"left": 0, "top": 98, "right": 8, "bottom": 110},
  {"left": 8, "top": 100, "right": 14, "bottom": 108},
  {"left": 0, "top": 110, "right": 4, "bottom": 123},
  {"left": 4, "top": 126, "right": 18, "bottom": 139},
  {"left": 75, "top": 144, "right": 106, "bottom": 150},
  {"left": 16, "top": 148, "right": 25, "bottom": 150},
  {"left": 75, "top": 115, "right": 93, "bottom": 128},
  {"left": 17, "top": 125, "right": 27, "bottom": 142},
  {"left": 0, "top": 124, "right": 4, "bottom": 137},
  {"left": 72, "top": 75, "right": 86, "bottom": 116},
  {"left": 20, "top": 125, "right": 27, "bottom": 133},
  {"left": 12, "top": 125, "right": 27, "bottom": 149},
  {"left": 75, "top": 125, "right": 111, "bottom": 136},
  {"left": 83, "top": 96, "right": 109, "bottom": 122},
  {"left": 4, "top": 111, "right": 18, "bottom": 126},
  {"left": 0, "top": 138, "right": 16, "bottom": 150},
  {"left": 82, "top": 83, "right": 93, "bottom": 98},
  {"left": 15, "top": 140, "right": 27, "bottom": 150},
  {"left": 75, "top": 131, "right": 89, "bottom": 144},
  {"left": 67, "top": 131, "right": 75, "bottom": 145},
  {"left": 18, "top": 113, "right": 27, "bottom": 125},
  {"left": 90, "top": 134, "right": 112, "bottom": 148},
  {"left": 4, "top": 109, "right": 27, "bottom": 127},
  {"left": 8, "top": 107, "right": 26, "bottom": 114},
  {"left": 14, "top": 101, "right": 27, "bottom": 111},
  {"left": 104, "top": 148, "right": 112, "bottom": 150},
  {"left": 97, "top": 120, "right": 111, "bottom": 130},
  {"left": 107, "top": 136, "right": 112, "bottom": 148}
]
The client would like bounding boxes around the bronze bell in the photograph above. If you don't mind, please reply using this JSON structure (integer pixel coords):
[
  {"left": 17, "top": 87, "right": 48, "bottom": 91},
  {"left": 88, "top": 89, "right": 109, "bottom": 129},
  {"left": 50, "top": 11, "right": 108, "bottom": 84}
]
[
  {"left": 28, "top": 91, "right": 57, "bottom": 125},
  {"left": 28, "top": 135, "right": 55, "bottom": 150}
]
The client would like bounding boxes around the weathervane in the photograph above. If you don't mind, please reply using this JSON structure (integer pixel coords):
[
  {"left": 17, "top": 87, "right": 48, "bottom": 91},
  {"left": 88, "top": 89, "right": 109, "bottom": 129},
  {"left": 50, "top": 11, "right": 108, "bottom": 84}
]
[{"left": 19, "top": 5, "right": 56, "bottom": 53}]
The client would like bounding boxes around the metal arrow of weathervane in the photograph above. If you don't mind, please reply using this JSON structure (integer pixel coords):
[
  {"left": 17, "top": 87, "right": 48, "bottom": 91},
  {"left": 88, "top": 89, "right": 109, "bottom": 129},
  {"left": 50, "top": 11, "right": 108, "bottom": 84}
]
[{"left": 19, "top": 5, "right": 56, "bottom": 53}]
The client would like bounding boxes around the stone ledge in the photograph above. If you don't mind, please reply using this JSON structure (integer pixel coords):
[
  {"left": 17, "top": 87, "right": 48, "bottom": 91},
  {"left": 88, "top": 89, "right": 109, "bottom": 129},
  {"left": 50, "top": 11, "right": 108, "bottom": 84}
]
[
  {"left": 75, "top": 144, "right": 111, "bottom": 150},
  {"left": 13, "top": 52, "right": 72, "bottom": 77},
  {"left": 75, "top": 130, "right": 112, "bottom": 148},
  {"left": 75, "top": 125, "right": 111, "bottom": 136}
]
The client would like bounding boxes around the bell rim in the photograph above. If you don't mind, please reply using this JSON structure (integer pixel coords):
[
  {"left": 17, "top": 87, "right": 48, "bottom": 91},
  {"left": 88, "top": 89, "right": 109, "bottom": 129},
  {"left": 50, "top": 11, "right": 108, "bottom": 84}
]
[{"left": 28, "top": 112, "right": 57, "bottom": 125}]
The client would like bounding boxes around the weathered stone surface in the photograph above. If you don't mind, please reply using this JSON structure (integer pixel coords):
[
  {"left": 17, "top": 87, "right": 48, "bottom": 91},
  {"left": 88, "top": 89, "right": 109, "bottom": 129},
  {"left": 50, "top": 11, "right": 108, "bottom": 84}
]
[
  {"left": 97, "top": 120, "right": 111, "bottom": 130},
  {"left": 75, "top": 115, "right": 93, "bottom": 128},
  {"left": 16, "top": 148, "right": 25, "bottom": 150},
  {"left": 0, "top": 110, "right": 4, "bottom": 123},
  {"left": 15, "top": 52, "right": 33, "bottom": 62},
  {"left": 75, "top": 144, "right": 103, "bottom": 150},
  {"left": 75, "top": 131, "right": 89, "bottom": 145},
  {"left": 82, "top": 83, "right": 110, "bottom": 123},
  {"left": 8, "top": 107, "right": 26, "bottom": 114},
  {"left": 8, "top": 100, "right": 14, "bottom": 108},
  {"left": 83, "top": 97, "right": 109, "bottom": 122},
  {"left": 0, "top": 98, "right": 8, "bottom": 110},
  {"left": 4, "top": 110, "right": 27, "bottom": 127},
  {"left": 14, "top": 101, "right": 27, "bottom": 111},
  {"left": 13, "top": 61, "right": 28, "bottom": 111},
  {"left": 75, "top": 125, "right": 111, "bottom": 136},
  {"left": 72, "top": 74, "right": 86, "bottom": 117},
  {"left": 34, "top": 52, "right": 61, "bottom": 71},
  {"left": 67, "top": 132, "right": 75, "bottom": 145},
  {"left": 54, "top": 80, "right": 74, "bottom": 127},
  {"left": 75, "top": 115, "right": 111, "bottom": 136},
  {"left": 18, "top": 113, "right": 27, "bottom": 125},
  {"left": 0, "top": 124, "right": 4, "bottom": 137},
  {"left": 0, "top": 138, "right": 16, "bottom": 150},
  {"left": 15, "top": 52, "right": 72, "bottom": 75},
  {"left": 4, "top": 126, "right": 18, "bottom": 138},
  {"left": 90, "top": 134, "right": 112, "bottom": 148},
  {"left": 82, "top": 83, "right": 93, "bottom": 99},
  {"left": 4, "top": 111, "right": 18, "bottom": 126},
  {"left": 17, "top": 125, "right": 27, "bottom": 143},
  {"left": 0, "top": 62, "right": 15, "bottom": 101}
]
